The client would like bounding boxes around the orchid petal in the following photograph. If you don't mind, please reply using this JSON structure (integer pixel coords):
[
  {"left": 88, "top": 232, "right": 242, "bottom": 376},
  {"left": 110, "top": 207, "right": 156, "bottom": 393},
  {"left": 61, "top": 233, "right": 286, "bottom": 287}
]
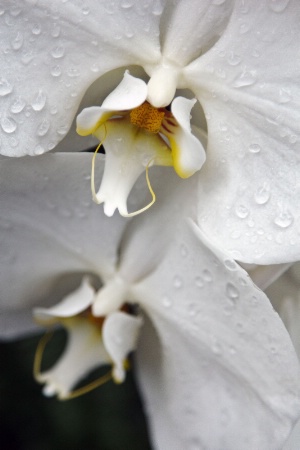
[
  {"left": 76, "top": 72, "right": 148, "bottom": 136},
  {"left": 93, "top": 119, "right": 172, "bottom": 217},
  {"left": 36, "top": 316, "right": 110, "bottom": 399},
  {"left": 184, "top": 0, "right": 300, "bottom": 264},
  {"left": 133, "top": 221, "right": 300, "bottom": 449},
  {"left": 169, "top": 97, "right": 206, "bottom": 178},
  {"left": 0, "top": 154, "right": 128, "bottom": 317},
  {"left": 34, "top": 277, "right": 95, "bottom": 324},
  {"left": 103, "top": 311, "right": 143, "bottom": 383},
  {"left": 158, "top": 0, "right": 234, "bottom": 67},
  {"left": 0, "top": 0, "right": 161, "bottom": 156}
]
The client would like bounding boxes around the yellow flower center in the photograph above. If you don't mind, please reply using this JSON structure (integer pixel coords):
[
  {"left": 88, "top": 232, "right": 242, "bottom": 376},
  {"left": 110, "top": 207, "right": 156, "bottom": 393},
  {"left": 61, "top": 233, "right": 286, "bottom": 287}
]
[{"left": 129, "top": 101, "right": 165, "bottom": 134}]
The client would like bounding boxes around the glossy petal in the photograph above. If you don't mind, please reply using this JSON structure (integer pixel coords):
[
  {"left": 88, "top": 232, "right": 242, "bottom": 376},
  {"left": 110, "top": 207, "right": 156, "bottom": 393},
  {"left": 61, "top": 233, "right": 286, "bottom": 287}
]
[
  {"left": 92, "top": 119, "right": 172, "bottom": 216},
  {"left": 76, "top": 72, "right": 147, "bottom": 136},
  {"left": 133, "top": 221, "right": 300, "bottom": 449},
  {"left": 184, "top": 0, "right": 300, "bottom": 264},
  {"left": 158, "top": 0, "right": 234, "bottom": 67},
  {"left": 0, "top": 153, "right": 128, "bottom": 320},
  {"left": 0, "top": 0, "right": 161, "bottom": 156},
  {"left": 34, "top": 277, "right": 95, "bottom": 324},
  {"left": 103, "top": 311, "right": 143, "bottom": 382},
  {"left": 169, "top": 97, "right": 206, "bottom": 178}
]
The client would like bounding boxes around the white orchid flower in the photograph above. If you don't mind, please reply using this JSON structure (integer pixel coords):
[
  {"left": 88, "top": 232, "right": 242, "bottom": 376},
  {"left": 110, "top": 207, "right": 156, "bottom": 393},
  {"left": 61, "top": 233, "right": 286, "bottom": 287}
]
[
  {"left": 1, "top": 154, "right": 300, "bottom": 449},
  {"left": 0, "top": 1, "right": 299, "bottom": 263}
]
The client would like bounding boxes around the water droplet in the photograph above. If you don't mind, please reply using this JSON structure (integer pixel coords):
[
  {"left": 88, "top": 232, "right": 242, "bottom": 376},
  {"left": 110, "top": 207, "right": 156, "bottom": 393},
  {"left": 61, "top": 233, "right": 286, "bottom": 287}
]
[
  {"left": 254, "top": 183, "right": 270, "bottom": 205},
  {"left": 34, "top": 145, "right": 45, "bottom": 155},
  {"left": 90, "top": 63, "right": 100, "bottom": 73},
  {"left": 51, "top": 45, "right": 65, "bottom": 58},
  {"left": 1, "top": 117, "right": 17, "bottom": 133},
  {"left": 31, "top": 90, "right": 46, "bottom": 111},
  {"left": 67, "top": 67, "right": 80, "bottom": 77},
  {"left": 248, "top": 143, "right": 261, "bottom": 154},
  {"left": 31, "top": 23, "right": 41, "bottom": 35},
  {"left": 187, "top": 303, "right": 198, "bottom": 317},
  {"left": 173, "top": 276, "right": 183, "bottom": 289},
  {"left": 233, "top": 71, "right": 256, "bottom": 88},
  {"left": 239, "top": 22, "right": 250, "bottom": 34},
  {"left": 51, "top": 24, "right": 61, "bottom": 38},
  {"left": 269, "top": 0, "right": 290, "bottom": 13},
  {"left": 82, "top": 5, "right": 90, "bottom": 14},
  {"left": 224, "top": 259, "right": 238, "bottom": 271},
  {"left": 235, "top": 204, "right": 249, "bottom": 219},
  {"left": 0, "top": 77, "right": 13, "bottom": 96},
  {"left": 152, "top": 0, "right": 163, "bottom": 15},
  {"left": 11, "top": 32, "right": 23, "bottom": 50},
  {"left": 274, "top": 209, "right": 294, "bottom": 228},
  {"left": 226, "top": 283, "right": 239, "bottom": 301},
  {"left": 162, "top": 295, "right": 172, "bottom": 308},
  {"left": 227, "top": 51, "right": 241, "bottom": 66},
  {"left": 37, "top": 119, "right": 50, "bottom": 136},
  {"left": 195, "top": 276, "right": 204, "bottom": 288},
  {"left": 51, "top": 65, "right": 61, "bottom": 77},
  {"left": 57, "top": 125, "right": 68, "bottom": 136},
  {"left": 202, "top": 269, "right": 213, "bottom": 282},
  {"left": 212, "top": 342, "right": 222, "bottom": 355},
  {"left": 21, "top": 51, "right": 34, "bottom": 65}
]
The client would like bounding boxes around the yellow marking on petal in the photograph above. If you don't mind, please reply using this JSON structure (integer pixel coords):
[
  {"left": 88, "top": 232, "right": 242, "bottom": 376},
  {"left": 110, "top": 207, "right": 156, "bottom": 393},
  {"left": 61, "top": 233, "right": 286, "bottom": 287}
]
[
  {"left": 91, "top": 123, "right": 108, "bottom": 204},
  {"left": 130, "top": 102, "right": 165, "bottom": 134},
  {"left": 122, "top": 158, "right": 156, "bottom": 217},
  {"left": 33, "top": 330, "right": 113, "bottom": 401},
  {"left": 76, "top": 112, "right": 113, "bottom": 137},
  {"left": 168, "top": 135, "right": 194, "bottom": 179}
]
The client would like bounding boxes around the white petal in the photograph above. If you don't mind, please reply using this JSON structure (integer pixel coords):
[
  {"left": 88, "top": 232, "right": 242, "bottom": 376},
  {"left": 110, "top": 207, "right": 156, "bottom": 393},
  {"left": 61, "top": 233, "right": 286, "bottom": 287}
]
[
  {"left": 184, "top": 1, "right": 300, "bottom": 264},
  {"left": 93, "top": 276, "right": 128, "bottom": 317},
  {"left": 0, "top": 0, "right": 161, "bottom": 156},
  {"left": 76, "top": 72, "right": 148, "bottom": 135},
  {"left": 133, "top": 221, "right": 300, "bottom": 449},
  {"left": 37, "top": 317, "right": 110, "bottom": 399},
  {"left": 169, "top": 97, "right": 206, "bottom": 178},
  {"left": 158, "top": 0, "right": 234, "bottom": 67},
  {"left": 93, "top": 119, "right": 172, "bottom": 217},
  {"left": 102, "top": 71, "right": 147, "bottom": 111},
  {"left": 34, "top": 277, "right": 95, "bottom": 323},
  {"left": 103, "top": 311, "right": 143, "bottom": 383},
  {"left": 0, "top": 154, "right": 127, "bottom": 317}
]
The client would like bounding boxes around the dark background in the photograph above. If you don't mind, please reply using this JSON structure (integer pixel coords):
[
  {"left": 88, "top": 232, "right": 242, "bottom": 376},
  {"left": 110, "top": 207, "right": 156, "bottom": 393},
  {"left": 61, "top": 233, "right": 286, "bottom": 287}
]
[{"left": 0, "top": 331, "right": 152, "bottom": 450}]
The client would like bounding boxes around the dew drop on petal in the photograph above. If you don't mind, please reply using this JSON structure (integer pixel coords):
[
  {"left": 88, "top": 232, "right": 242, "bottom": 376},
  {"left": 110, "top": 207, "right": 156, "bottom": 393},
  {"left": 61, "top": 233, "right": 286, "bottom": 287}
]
[
  {"left": 235, "top": 204, "right": 249, "bottom": 219},
  {"left": 162, "top": 295, "right": 172, "bottom": 308},
  {"left": 0, "top": 77, "right": 13, "bottom": 96},
  {"left": 120, "top": 0, "right": 134, "bottom": 8},
  {"left": 51, "top": 45, "right": 65, "bottom": 58},
  {"left": 1, "top": 117, "right": 17, "bottom": 133},
  {"left": 34, "top": 145, "right": 45, "bottom": 155},
  {"left": 36, "top": 119, "right": 50, "bottom": 136},
  {"left": 224, "top": 259, "right": 238, "bottom": 271},
  {"left": 173, "top": 276, "right": 183, "bottom": 289},
  {"left": 31, "top": 23, "right": 41, "bottom": 35},
  {"left": 31, "top": 90, "right": 47, "bottom": 111},
  {"left": 51, "top": 65, "right": 62, "bottom": 77},
  {"left": 202, "top": 269, "right": 213, "bottom": 282},
  {"left": 269, "top": 0, "right": 290, "bottom": 13},
  {"left": 226, "top": 283, "right": 239, "bottom": 301},
  {"left": 274, "top": 210, "right": 294, "bottom": 228},
  {"left": 254, "top": 183, "right": 270, "bottom": 205},
  {"left": 232, "top": 71, "right": 256, "bottom": 88},
  {"left": 248, "top": 143, "right": 261, "bottom": 154},
  {"left": 11, "top": 32, "right": 24, "bottom": 50},
  {"left": 195, "top": 276, "right": 204, "bottom": 288},
  {"left": 227, "top": 51, "right": 241, "bottom": 66}
]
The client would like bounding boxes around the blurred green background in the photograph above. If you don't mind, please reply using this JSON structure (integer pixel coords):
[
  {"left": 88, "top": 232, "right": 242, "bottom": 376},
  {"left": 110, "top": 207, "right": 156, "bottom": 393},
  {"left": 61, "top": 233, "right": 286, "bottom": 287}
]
[{"left": 0, "top": 332, "right": 152, "bottom": 450}]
